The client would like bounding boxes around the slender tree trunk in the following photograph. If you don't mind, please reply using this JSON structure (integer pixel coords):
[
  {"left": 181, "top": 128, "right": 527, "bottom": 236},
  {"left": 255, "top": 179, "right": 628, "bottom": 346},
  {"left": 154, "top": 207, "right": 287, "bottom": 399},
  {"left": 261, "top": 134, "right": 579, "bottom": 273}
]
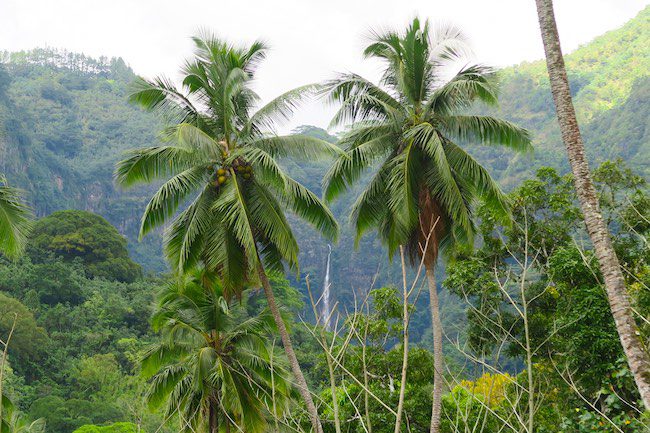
[
  {"left": 209, "top": 398, "right": 218, "bottom": 433},
  {"left": 426, "top": 266, "right": 444, "bottom": 433},
  {"left": 362, "top": 326, "right": 372, "bottom": 433},
  {"left": 257, "top": 262, "right": 324, "bottom": 433},
  {"left": 534, "top": 0, "right": 650, "bottom": 410},
  {"left": 0, "top": 314, "right": 17, "bottom": 429},
  {"left": 394, "top": 247, "right": 410, "bottom": 433}
]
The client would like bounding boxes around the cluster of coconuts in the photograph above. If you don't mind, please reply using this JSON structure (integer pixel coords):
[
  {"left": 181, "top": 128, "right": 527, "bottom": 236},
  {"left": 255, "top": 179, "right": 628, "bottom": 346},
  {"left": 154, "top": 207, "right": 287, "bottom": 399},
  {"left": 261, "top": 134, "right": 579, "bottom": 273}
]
[{"left": 213, "top": 158, "right": 253, "bottom": 188}]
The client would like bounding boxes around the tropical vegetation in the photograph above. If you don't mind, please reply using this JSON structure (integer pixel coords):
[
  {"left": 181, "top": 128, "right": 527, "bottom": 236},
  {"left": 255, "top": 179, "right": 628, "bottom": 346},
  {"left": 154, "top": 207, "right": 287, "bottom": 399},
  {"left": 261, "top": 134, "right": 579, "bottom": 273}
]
[
  {"left": 0, "top": 5, "right": 648, "bottom": 433},
  {"left": 320, "top": 18, "right": 531, "bottom": 432}
]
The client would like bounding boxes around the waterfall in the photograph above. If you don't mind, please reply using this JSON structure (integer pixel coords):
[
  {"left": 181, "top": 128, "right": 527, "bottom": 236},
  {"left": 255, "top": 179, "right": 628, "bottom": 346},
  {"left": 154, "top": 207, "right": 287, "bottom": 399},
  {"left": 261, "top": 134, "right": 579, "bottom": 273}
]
[{"left": 321, "top": 244, "right": 332, "bottom": 329}]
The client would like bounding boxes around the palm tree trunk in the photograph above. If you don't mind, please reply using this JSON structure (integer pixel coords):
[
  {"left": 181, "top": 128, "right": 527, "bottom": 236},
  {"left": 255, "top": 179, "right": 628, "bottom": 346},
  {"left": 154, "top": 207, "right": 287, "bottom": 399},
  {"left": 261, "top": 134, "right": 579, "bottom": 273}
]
[
  {"left": 256, "top": 261, "right": 324, "bottom": 433},
  {"left": 209, "top": 398, "right": 218, "bottom": 433},
  {"left": 426, "top": 265, "right": 444, "bottom": 433},
  {"left": 534, "top": 0, "right": 650, "bottom": 410},
  {"left": 394, "top": 247, "right": 410, "bottom": 433}
]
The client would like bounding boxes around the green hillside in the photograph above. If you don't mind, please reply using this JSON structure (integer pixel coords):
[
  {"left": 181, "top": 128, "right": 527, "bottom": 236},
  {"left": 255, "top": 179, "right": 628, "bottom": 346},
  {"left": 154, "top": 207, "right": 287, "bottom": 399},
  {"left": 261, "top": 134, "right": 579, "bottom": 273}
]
[
  {"left": 479, "top": 5, "right": 650, "bottom": 186},
  {"left": 0, "top": 6, "right": 648, "bottom": 297}
]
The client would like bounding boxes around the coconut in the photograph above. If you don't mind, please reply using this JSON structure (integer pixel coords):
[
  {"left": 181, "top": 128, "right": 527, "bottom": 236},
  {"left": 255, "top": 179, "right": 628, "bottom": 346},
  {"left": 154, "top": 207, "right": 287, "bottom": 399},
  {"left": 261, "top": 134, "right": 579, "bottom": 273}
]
[
  {"left": 216, "top": 168, "right": 226, "bottom": 176},
  {"left": 217, "top": 176, "right": 227, "bottom": 184}
]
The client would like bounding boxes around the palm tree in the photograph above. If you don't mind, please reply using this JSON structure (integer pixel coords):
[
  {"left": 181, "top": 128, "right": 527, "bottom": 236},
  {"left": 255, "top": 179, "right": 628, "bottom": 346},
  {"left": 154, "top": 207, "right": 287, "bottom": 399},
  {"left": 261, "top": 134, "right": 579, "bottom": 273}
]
[
  {"left": 321, "top": 19, "right": 531, "bottom": 433},
  {"left": 1, "top": 394, "right": 45, "bottom": 433},
  {"left": 533, "top": 0, "right": 650, "bottom": 410},
  {"left": 116, "top": 34, "right": 339, "bottom": 432},
  {"left": 142, "top": 269, "right": 293, "bottom": 433},
  {"left": 0, "top": 177, "right": 32, "bottom": 259}
]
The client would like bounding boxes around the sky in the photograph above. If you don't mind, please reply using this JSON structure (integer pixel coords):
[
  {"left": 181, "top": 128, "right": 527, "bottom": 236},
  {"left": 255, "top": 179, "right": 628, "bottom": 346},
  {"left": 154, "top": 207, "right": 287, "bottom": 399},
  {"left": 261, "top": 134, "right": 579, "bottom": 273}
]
[{"left": 1, "top": 0, "right": 648, "bottom": 129}]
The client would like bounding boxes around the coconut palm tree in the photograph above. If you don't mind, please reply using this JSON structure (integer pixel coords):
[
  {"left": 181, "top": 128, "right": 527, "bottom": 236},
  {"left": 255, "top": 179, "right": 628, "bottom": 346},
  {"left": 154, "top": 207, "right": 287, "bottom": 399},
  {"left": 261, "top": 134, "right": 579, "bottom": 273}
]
[
  {"left": 142, "top": 269, "right": 293, "bottom": 433},
  {"left": 534, "top": 0, "right": 650, "bottom": 410},
  {"left": 321, "top": 19, "right": 531, "bottom": 433},
  {"left": 116, "top": 34, "right": 339, "bottom": 432},
  {"left": 0, "top": 177, "right": 32, "bottom": 259}
]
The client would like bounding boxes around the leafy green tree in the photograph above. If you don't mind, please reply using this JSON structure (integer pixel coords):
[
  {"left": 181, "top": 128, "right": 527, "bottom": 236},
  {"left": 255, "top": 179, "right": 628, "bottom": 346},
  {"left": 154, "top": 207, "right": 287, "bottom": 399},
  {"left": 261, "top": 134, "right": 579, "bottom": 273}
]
[
  {"left": 320, "top": 18, "right": 531, "bottom": 432},
  {"left": 445, "top": 164, "right": 650, "bottom": 430},
  {"left": 534, "top": 0, "right": 650, "bottom": 409},
  {"left": 72, "top": 422, "right": 141, "bottom": 433},
  {"left": 116, "top": 33, "right": 339, "bottom": 431},
  {"left": 28, "top": 210, "right": 141, "bottom": 282},
  {"left": 0, "top": 294, "right": 48, "bottom": 365},
  {"left": 0, "top": 177, "right": 32, "bottom": 259},
  {"left": 141, "top": 269, "right": 292, "bottom": 433}
]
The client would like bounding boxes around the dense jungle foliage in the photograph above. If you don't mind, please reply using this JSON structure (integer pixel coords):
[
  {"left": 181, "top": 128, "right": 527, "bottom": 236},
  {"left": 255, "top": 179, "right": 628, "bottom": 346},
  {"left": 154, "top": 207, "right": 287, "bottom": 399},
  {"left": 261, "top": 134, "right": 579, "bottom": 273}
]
[{"left": 0, "top": 5, "right": 648, "bottom": 433}]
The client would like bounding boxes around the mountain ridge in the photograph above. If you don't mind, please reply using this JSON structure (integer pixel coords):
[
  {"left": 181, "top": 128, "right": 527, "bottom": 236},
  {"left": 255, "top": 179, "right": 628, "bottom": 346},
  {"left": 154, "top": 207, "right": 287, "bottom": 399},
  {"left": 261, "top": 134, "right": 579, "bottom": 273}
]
[{"left": 0, "top": 7, "right": 648, "bottom": 295}]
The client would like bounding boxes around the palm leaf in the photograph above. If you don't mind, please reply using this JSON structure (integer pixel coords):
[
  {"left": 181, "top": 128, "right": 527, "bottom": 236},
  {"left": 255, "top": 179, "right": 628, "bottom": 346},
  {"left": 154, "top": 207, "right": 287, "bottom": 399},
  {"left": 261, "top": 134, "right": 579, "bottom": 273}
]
[
  {"left": 439, "top": 115, "right": 532, "bottom": 152},
  {"left": 0, "top": 180, "right": 32, "bottom": 259}
]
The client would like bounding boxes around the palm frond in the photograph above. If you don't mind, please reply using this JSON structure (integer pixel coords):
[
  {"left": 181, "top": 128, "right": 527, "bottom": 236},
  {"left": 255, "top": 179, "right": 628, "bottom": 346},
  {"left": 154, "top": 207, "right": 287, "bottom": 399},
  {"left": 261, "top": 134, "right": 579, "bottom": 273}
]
[
  {"left": 322, "top": 126, "right": 396, "bottom": 201},
  {"left": 279, "top": 176, "right": 339, "bottom": 242},
  {"left": 250, "top": 134, "right": 343, "bottom": 160},
  {"left": 130, "top": 76, "right": 200, "bottom": 124},
  {"left": 443, "top": 139, "right": 511, "bottom": 220},
  {"left": 439, "top": 115, "right": 532, "bottom": 152},
  {"left": 322, "top": 74, "right": 401, "bottom": 127},
  {"left": 164, "top": 185, "right": 215, "bottom": 273},
  {"left": 426, "top": 64, "right": 499, "bottom": 114},
  {"left": 115, "top": 145, "right": 199, "bottom": 187},
  {"left": 0, "top": 180, "right": 32, "bottom": 259},
  {"left": 248, "top": 84, "right": 320, "bottom": 133},
  {"left": 408, "top": 123, "right": 473, "bottom": 236},
  {"left": 247, "top": 181, "right": 299, "bottom": 270},
  {"left": 140, "top": 165, "right": 209, "bottom": 238}
]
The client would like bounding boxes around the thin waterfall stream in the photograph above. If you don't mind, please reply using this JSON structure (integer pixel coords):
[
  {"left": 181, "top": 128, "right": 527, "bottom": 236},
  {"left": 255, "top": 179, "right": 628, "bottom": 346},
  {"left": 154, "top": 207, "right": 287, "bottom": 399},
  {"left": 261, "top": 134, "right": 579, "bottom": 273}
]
[{"left": 321, "top": 244, "right": 332, "bottom": 329}]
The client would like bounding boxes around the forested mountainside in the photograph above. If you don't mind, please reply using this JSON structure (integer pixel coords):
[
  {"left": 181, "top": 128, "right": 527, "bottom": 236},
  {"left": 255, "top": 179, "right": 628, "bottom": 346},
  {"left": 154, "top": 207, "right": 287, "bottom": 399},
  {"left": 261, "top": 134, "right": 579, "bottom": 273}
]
[{"left": 0, "top": 6, "right": 648, "bottom": 301}]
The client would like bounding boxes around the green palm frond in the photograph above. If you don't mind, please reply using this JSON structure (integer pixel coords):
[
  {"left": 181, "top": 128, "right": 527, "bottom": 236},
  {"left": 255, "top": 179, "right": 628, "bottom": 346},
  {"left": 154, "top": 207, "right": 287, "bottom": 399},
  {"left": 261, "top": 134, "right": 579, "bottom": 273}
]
[
  {"left": 250, "top": 134, "right": 343, "bottom": 159},
  {"left": 0, "top": 179, "right": 33, "bottom": 259},
  {"left": 442, "top": 139, "right": 511, "bottom": 220},
  {"left": 115, "top": 145, "right": 199, "bottom": 187},
  {"left": 349, "top": 158, "right": 392, "bottom": 246},
  {"left": 248, "top": 84, "right": 320, "bottom": 133},
  {"left": 323, "top": 125, "right": 396, "bottom": 201},
  {"left": 322, "top": 73, "right": 402, "bottom": 127},
  {"left": 164, "top": 185, "right": 215, "bottom": 273},
  {"left": 247, "top": 181, "right": 299, "bottom": 270},
  {"left": 130, "top": 76, "right": 200, "bottom": 124},
  {"left": 213, "top": 178, "right": 258, "bottom": 266},
  {"left": 280, "top": 176, "right": 339, "bottom": 242},
  {"left": 118, "top": 32, "right": 339, "bottom": 285},
  {"left": 140, "top": 165, "right": 209, "bottom": 238},
  {"left": 323, "top": 17, "right": 531, "bottom": 260},
  {"left": 439, "top": 115, "right": 533, "bottom": 152},
  {"left": 143, "top": 272, "right": 292, "bottom": 433},
  {"left": 426, "top": 64, "right": 499, "bottom": 114}
]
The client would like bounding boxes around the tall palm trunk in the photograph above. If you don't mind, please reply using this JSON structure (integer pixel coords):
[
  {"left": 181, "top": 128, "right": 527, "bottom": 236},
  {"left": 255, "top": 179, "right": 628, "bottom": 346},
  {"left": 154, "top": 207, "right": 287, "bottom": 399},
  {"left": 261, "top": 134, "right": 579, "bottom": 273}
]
[
  {"left": 419, "top": 191, "right": 446, "bottom": 433},
  {"left": 426, "top": 266, "right": 444, "bottom": 433},
  {"left": 209, "top": 398, "right": 218, "bottom": 433},
  {"left": 534, "top": 0, "right": 650, "bottom": 410},
  {"left": 256, "top": 261, "right": 324, "bottom": 433}
]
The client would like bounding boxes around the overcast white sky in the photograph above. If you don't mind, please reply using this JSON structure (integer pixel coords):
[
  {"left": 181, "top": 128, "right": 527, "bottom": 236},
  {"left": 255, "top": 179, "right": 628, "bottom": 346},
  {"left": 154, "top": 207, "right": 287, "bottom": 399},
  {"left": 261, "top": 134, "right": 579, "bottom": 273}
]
[{"left": 1, "top": 0, "right": 648, "bottom": 129}]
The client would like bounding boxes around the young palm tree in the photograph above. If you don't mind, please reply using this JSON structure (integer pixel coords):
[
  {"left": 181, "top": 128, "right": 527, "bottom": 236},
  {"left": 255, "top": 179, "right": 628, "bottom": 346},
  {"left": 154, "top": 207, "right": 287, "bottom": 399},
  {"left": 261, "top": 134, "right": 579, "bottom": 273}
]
[
  {"left": 321, "top": 19, "right": 531, "bottom": 433},
  {"left": 142, "top": 269, "right": 293, "bottom": 433},
  {"left": 0, "top": 177, "right": 32, "bottom": 259},
  {"left": 1, "top": 396, "right": 45, "bottom": 433},
  {"left": 116, "top": 34, "right": 338, "bottom": 432},
  {"left": 534, "top": 0, "right": 650, "bottom": 410}
]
